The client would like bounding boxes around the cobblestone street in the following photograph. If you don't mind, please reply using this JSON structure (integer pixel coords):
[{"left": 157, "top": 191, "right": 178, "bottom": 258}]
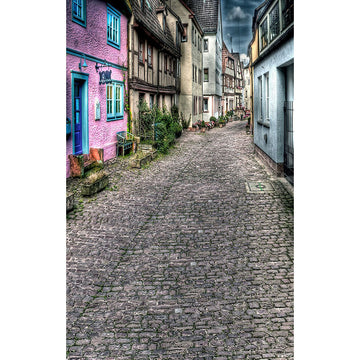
[{"left": 66, "top": 120, "right": 294, "bottom": 359}]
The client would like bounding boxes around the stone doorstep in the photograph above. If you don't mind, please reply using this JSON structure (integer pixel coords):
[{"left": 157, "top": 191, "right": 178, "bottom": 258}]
[{"left": 129, "top": 153, "right": 152, "bottom": 169}]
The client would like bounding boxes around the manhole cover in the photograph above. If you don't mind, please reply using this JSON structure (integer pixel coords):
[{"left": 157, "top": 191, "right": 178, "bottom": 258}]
[{"left": 246, "top": 181, "right": 275, "bottom": 193}]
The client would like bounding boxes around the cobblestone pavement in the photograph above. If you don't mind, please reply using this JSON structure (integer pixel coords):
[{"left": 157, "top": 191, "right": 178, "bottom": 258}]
[{"left": 67, "top": 120, "right": 294, "bottom": 360}]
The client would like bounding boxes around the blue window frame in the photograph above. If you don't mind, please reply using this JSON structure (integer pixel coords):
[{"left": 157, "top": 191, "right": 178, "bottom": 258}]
[
  {"left": 72, "top": 0, "right": 86, "bottom": 27},
  {"left": 107, "top": 81, "right": 124, "bottom": 121},
  {"left": 107, "top": 5, "right": 121, "bottom": 49}
]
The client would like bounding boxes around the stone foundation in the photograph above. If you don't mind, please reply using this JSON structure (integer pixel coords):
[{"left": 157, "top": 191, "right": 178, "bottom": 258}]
[{"left": 254, "top": 145, "right": 284, "bottom": 177}]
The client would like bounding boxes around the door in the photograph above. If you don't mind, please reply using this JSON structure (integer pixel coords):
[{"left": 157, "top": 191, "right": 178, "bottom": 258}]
[
  {"left": 283, "top": 64, "right": 294, "bottom": 185},
  {"left": 284, "top": 100, "right": 294, "bottom": 185},
  {"left": 74, "top": 80, "right": 82, "bottom": 155}
]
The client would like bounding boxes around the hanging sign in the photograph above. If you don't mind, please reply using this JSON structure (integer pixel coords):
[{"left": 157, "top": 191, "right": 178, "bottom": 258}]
[{"left": 99, "top": 70, "right": 112, "bottom": 85}]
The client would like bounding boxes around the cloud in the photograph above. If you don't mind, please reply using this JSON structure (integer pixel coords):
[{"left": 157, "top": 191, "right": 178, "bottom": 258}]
[{"left": 227, "top": 6, "right": 249, "bottom": 21}]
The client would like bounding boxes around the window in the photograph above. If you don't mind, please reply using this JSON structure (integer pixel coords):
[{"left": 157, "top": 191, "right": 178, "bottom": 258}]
[
  {"left": 193, "top": 96, "right": 197, "bottom": 115},
  {"left": 203, "top": 98, "right": 208, "bottom": 112},
  {"left": 281, "top": 0, "right": 294, "bottom": 30},
  {"left": 72, "top": 0, "right": 86, "bottom": 27},
  {"left": 269, "top": 3, "right": 280, "bottom": 42},
  {"left": 258, "top": 76, "right": 263, "bottom": 120},
  {"left": 195, "top": 65, "right": 197, "bottom": 83},
  {"left": 194, "top": 29, "right": 197, "bottom": 47},
  {"left": 192, "top": 27, "right": 194, "bottom": 44},
  {"left": 204, "top": 68, "right": 209, "bottom": 82},
  {"left": 260, "top": 18, "right": 268, "bottom": 50},
  {"left": 148, "top": 45, "right": 152, "bottom": 66},
  {"left": 139, "top": 41, "right": 144, "bottom": 63},
  {"left": 164, "top": 55, "right": 168, "bottom": 73},
  {"left": 198, "top": 68, "right": 201, "bottom": 84},
  {"left": 106, "top": 81, "right": 124, "bottom": 120},
  {"left": 204, "top": 39, "right": 208, "bottom": 51},
  {"left": 265, "top": 73, "right": 269, "bottom": 120},
  {"left": 182, "top": 24, "right": 188, "bottom": 42},
  {"left": 176, "top": 59, "right": 181, "bottom": 77},
  {"left": 107, "top": 5, "right": 121, "bottom": 49},
  {"left": 149, "top": 94, "right": 154, "bottom": 109}
]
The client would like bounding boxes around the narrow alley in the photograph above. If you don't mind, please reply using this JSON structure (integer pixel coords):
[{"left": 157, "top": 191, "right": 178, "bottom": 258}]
[{"left": 66, "top": 120, "right": 294, "bottom": 359}]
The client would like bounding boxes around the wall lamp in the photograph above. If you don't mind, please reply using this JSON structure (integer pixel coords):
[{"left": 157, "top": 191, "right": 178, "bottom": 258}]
[{"left": 79, "top": 55, "right": 87, "bottom": 71}]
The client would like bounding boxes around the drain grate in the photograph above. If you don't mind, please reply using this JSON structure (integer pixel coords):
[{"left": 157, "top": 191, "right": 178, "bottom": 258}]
[{"left": 246, "top": 181, "right": 275, "bottom": 193}]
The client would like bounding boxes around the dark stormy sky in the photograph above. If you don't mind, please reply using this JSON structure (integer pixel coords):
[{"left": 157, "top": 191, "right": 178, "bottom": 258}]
[{"left": 221, "top": 0, "right": 264, "bottom": 55}]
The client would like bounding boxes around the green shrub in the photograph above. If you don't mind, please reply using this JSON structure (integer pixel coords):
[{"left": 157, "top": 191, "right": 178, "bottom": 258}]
[{"left": 180, "top": 112, "right": 191, "bottom": 129}]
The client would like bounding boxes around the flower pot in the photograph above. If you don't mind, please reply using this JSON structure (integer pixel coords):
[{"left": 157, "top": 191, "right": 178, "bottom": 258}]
[{"left": 81, "top": 174, "right": 109, "bottom": 196}]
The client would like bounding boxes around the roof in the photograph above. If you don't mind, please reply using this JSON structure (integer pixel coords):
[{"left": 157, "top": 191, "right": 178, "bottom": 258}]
[
  {"left": 109, "top": 0, "right": 132, "bottom": 18},
  {"left": 183, "top": 0, "right": 220, "bottom": 33},
  {"left": 130, "top": 0, "right": 180, "bottom": 57}
]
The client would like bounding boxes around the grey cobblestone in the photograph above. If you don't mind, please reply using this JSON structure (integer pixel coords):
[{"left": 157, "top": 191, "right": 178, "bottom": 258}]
[{"left": 67, "top": 121, "right": 293, "bottom": 359}]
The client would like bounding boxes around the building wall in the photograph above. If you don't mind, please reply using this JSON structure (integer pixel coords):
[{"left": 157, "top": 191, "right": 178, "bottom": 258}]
[
  {"left": 203, "top": 34, "right": 222, "bottom": 121},
  {"left": 253, "top": 37, "right": 294, "bottom": 165},
  {"left": 167, "top": 0, "right": 203, "bottom": 124},
  {"left": 243, "top": 67, "right": 251, "bottom": 110},
  {"left": 191, "top": 22, "right": 203, "bottom": 123},
  {"left": 129, "top": 10, "right": 178, "bottom": 130},
  {"left": 66, "top": 0, "right": 129, "bottom": 177}
]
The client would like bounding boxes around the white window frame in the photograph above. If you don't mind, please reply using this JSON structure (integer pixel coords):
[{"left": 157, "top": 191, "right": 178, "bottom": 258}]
[
  {"left": 106, "top": 81, "right": 124, "bottom": 120},
  {"left": 258, "top": 76, "right": 263, "bottom": 121},
  {"left": 265, "top": 73, "right": 269, "bottom": 120}
]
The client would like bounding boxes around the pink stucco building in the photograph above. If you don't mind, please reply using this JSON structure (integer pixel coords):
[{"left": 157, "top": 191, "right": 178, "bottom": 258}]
[{"left": 66, "top": 0, "right": 131, "bottom": 177}]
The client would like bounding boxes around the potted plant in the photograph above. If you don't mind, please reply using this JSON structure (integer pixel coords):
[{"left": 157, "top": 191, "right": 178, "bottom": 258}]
[{"left": 81, "top": 170, "right": 109, "bottom": 196}]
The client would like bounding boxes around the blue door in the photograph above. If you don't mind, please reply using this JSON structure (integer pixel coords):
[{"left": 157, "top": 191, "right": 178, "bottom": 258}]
[{"left": 74, "top": 81, "right": 82, "bottom": 155}]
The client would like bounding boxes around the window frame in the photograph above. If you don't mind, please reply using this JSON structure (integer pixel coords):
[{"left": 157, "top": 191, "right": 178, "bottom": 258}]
[
  {"left": 260, "top": 17, "right": 268, "bottom": 51},
  {"left": 147, "top": 44, "right": 153, "bottom": 67},
  {"left": 204, "top": 39, "right": 208, "bottom": 52},
  {"left": 106, "top": 81, "right": 125, "bottom": 121},
  {"left": 182, "top": 24, "right": 188, "bottom": 42},
  {"left": 258, "top": 76, "right": 263, "bottom": 121},
  {"left": 72, "top": 0, "right": 87, "bottom": 27},
  {"left": 107, "top": 4, "right": 121, "bottom": 50},
  {"left": 265, "top": 73, "right": 270, "bottom": 121},
  {"left": 204, "top": 68, "right": 209, "bottom": 82},
  {"left": 269, "top": 2, "right": 280, "bottom": 43},
  {"left": 139, "top": 40, "right": 145, "bottom": 64},
  {"left": 203, "top": 97, "right": 209, "bottom": 112}
]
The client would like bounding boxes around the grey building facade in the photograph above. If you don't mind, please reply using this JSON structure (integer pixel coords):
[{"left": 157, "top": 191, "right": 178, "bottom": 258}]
[
  {"left": 251, "top": 0, "right": 294, "bottom": 184},
  {"left": 184, "top": 0, "right": 223, "bottom": 122}
]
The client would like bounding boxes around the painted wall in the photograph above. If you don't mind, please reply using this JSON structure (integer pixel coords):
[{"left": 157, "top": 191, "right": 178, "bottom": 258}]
[
  {"left": 253, "top": 37, "right": 294, "bottom": 165},
  {"left": 202, "top": 34, "right": 222, "bottom": 122},
  {"left": 66, "top": 0, "right": 129, "bottom": 177}
]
